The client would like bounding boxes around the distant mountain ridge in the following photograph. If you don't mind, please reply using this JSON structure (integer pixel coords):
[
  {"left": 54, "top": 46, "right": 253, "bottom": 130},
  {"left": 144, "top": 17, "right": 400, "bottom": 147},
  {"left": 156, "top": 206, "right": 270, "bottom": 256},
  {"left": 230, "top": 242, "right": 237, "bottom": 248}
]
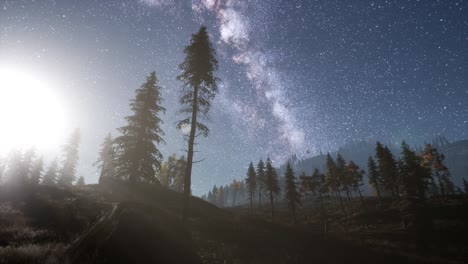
[{"left": 277, "top": 137, "right": 468, "bottom": 194}]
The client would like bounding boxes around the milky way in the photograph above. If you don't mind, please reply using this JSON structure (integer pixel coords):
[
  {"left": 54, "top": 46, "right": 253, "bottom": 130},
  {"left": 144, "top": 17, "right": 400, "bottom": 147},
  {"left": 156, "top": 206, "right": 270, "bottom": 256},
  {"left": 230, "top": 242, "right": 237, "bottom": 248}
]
[{"left": 0, "top": 0, "right": 467, "bottom": 195}]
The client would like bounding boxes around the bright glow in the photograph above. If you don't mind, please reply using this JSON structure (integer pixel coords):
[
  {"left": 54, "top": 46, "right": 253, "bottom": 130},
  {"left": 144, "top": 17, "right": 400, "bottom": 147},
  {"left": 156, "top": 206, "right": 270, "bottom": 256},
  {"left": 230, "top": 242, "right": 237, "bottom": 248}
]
[{"left": 0, "top": 68, "right": 67, "bottom": 154}]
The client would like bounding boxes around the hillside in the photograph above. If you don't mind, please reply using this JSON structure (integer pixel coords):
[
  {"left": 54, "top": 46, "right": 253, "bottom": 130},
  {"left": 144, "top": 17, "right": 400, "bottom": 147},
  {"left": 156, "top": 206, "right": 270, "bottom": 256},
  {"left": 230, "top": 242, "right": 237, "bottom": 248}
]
[{"left": 1, "top": 182, "right": 459, "bottom": 263}]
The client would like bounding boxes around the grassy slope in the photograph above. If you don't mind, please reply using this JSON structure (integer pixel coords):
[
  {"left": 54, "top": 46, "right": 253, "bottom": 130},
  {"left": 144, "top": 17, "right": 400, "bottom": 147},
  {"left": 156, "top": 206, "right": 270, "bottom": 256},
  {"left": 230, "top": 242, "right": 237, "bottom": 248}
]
[{"left": 0, "top": 183, "right": 465, "bottom": 263}]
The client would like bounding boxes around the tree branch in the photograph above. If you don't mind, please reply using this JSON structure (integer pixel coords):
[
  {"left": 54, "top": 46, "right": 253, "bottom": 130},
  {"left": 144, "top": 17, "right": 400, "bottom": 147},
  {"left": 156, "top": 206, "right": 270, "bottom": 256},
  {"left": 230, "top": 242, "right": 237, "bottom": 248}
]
[{"left": 192, "top": 158, "right": 206, "bottom": 164}]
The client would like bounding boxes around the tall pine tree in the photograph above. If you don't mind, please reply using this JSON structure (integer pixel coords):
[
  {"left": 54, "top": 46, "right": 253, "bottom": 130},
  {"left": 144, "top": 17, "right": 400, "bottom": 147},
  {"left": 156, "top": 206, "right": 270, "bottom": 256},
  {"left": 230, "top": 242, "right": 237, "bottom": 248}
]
[
  {"left": 256, "top": 159, "right": 266, "bottom": 208},
  {"left": 114, "top": 71, "right": 166, "bottom": 184},
  {"left": 29, "top": 157, "right": 44, "bottom": 185},
  {"left": 95, "top": 133, "right": 116, "bottom": 184},
  {"left": 177, "top": 26, "right": 219, "bottom": 222},
  {"left": 21, "top": 148, "right": 36, "bottom": 181},
  {"left": 347, "top": 161, "right": 365, "bottom": 208},
  {"left": 336, "top": 153, "right": 350, "bottom": 201},
  {"left": 0, "top": 157, "right": 5, "bottom": 182},
  {"left": 58, "top": 128, "right": 81, "bottom": 186},
  {"left": 230, "top": 180, "right": 241, "bottom": 206},
  {"left": 284, "top": 163, "right": 301, "bottom": 224},
  {"left": 42, "top": 158, "right": 59, "bottom": 185},
  {"left": 265, "top": 158, "right": 280, "bottom": 221},
  {"left": 367, "top": 156, "right": 382, "bottom": 203},
  {"left": 420, "top": 144, "right": 454, "bottom": 197},
  {"left": 245, "top": 162, "right": 257, "bottom": 211},
  {"left": 5, "top": 150, "right": 23, "bottom": 185},
  {"left": 400, "top": 141, "right": 430, "bottom": 201},
  {"left": 300, "top": 171, "right": 314, "bottom": 200},
  {"left": 326, "top": 153, "right": 345, "bottom": 214},
  {"left": 399, "top": 141, "right": 432, "bottom": 232},
  {"left": 376, "top": 142, "right": 400, "bottom": 197}
]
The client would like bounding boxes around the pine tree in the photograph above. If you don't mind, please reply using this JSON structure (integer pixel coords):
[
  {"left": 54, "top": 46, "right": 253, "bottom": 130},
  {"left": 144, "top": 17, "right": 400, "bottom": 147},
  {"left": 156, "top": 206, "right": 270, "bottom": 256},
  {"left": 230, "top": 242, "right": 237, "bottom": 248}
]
[
  {"left": 58, "top": 128, "right": 81, "bottom": 186},
  {"left": 312, "top": 168, "right": 327, "bottom": 199},
  {"left": 177, "top": 26, "right": 219, "bottom": 222},
  {"left": 399, "top": 141, "right": 432, "bottom": 233},
  {"left": 29, "top": 157, "right": 44, "bottom": 185},
  {"left": 300, "top": 171, "right": 314, "bottom": 198},
  {"left": 114, "top": 71, "right": 166, "bottom": 184},
  {"left": 76, "top": 176, "right": 85, "bottom": 186},
  {"left": 420, "top": 144, "right": 454, "bottom": 197},
  {"left": 42, "top": 159, "right": 59, "bottom": 185},
  {"left": 4, "top": 150, "right": 23, "bottom": 185},
  {"left": 336, "top": 153, "right": 350, "bottom": 201},
  {"left": 284, "top": 163, "right": 301, "bottom": 224},
  {"left": 0, "top": 157, "right": 6, "bottom": 182},
  {"left": 376, "top": 142, "right": 400, "bottom": 197},
  {"left": 256, "top": 159, "right": 266, "bottom": 208},
  {"left": 367, "top": 156, "right": 382, "bottom": 203},
  {"left": 224, "top": 185, "right": 230, "bottom": 206},
  {"left": 230, "top": 180, "right": 240, "bottom": 206},
  {"left": 245, "top": 162, "right": 257, "bottom": 211},
  {"left": 21, "top": 147, "right": 36, "bottom": 180},
  {"left": 95, "top": 133, "right": 116, "bottom": 184},
  {"left": 313, "top": 168, "right": 328, "bottom": 231},
  {"left": 347, "top": 161, "right": 365, "bottom": 208},
  {"left": 217, "top": 185, "right": 225, "bottom": 207},
  {"left": 326, "top": 153, "right": 345, "bottom": 214},
  {"left": 158, "top": 155, "right": 186, "bottom": 191},
  {"left": 401, "top": 141, "right": 431, "bottom": 201},
  {"left": 232, "top": 180, "right": 241, "bottom": 206},
  {"left": 207, "top": 191, "right": 214, "bottom": 203},
  {"left": 265, "top": 158, "right": 280, "bottom": 221},
  {"left": 299, "top": 171, "right": 314, "bottom": 223},
  {"left": 210, "top": 185, "right": 218, "bottom": 205}
]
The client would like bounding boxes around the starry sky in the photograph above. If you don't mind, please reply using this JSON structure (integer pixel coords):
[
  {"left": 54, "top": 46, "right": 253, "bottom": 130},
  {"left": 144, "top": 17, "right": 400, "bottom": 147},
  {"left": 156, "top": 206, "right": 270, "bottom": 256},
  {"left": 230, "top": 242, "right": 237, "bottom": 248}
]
[{"left": 1, "top": 0, "right": 467, "bottom": 195}]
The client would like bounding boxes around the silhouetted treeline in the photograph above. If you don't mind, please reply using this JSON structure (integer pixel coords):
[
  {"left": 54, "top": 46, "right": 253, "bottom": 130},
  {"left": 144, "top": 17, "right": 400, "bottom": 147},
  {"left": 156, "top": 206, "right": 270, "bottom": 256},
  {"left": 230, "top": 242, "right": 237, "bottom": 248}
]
[
  {"left": 201, "top": 179, "right": 246, "bottom": 207},
  {"left": 275, "top": 135, "right": 468, "bottom": 191},
  {"left": 0, "top": 129, "right": 82, "bottom": 186},
  {"left": 202, "top": 141, "right": 466, "bottom": 228}
]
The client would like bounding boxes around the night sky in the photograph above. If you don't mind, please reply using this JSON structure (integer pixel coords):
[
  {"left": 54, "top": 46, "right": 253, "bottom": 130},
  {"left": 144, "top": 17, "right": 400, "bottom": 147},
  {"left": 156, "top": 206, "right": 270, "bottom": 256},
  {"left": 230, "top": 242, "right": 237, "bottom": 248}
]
[{"left": 1, "top": 0, "right": 467, "bottom": 195}]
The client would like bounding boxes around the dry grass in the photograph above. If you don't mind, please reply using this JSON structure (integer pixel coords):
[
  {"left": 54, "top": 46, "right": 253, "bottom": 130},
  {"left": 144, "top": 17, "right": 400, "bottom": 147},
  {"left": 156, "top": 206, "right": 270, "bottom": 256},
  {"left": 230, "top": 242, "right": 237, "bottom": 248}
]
[
  {"left": 0, "top": 243, "right": 67, "bottom": 264},
  {"left": 0, "top": 202, "right": 27, "bottom": 227}
]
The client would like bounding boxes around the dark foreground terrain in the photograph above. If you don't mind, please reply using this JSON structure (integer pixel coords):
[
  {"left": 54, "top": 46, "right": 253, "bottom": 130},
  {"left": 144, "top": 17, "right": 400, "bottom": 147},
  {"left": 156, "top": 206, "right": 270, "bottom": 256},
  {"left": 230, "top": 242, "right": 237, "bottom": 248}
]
[{"left": 0, "top": 183, "right": 466, "bottom": 263}]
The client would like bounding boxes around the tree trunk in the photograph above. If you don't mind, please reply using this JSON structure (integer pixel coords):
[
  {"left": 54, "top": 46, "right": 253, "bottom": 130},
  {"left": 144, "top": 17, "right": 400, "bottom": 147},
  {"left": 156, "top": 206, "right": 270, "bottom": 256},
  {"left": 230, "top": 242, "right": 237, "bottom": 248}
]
[
  {"left": 337, "top": 191, "right": 345, "bottom": 216},
  {"left": 232, "top": 194, "right": 236, "bottom": 207},
  {"left": 319, "top": 194, "right": 327, "bottom": 233},
  {"left": 375, "top": 183, "right": 382, "bottom": 205},
  {"left": 356, "top": 185, "right": 365, "bottom": 210},
  {"left": 259, "top": 190, "right": 262, "bottom": 208},
  {"left": 292, "top": 205, "right": 296, "bottom": 225},
  {"left": 182, "top": 84, "right": 199, "bottom": 224},
  {"left": 270, "top": 191, "right": 275, "bottom": 222},
  {"left": 435, "top": 171, "right": 445, "bottom": 197}
]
